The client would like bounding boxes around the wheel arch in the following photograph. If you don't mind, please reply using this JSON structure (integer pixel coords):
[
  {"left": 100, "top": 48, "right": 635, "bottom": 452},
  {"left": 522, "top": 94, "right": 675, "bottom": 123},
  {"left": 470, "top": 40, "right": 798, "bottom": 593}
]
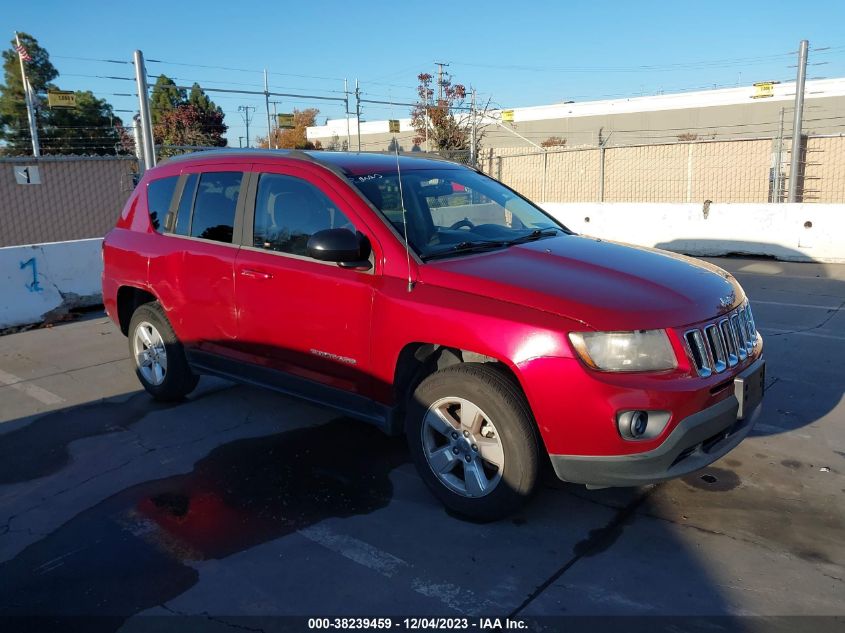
[
  {"left": 116, "top": 285, "right": 158, "bottom": 335},
  {"left": 392, "top": 342, "right": 529, "bottom": 422}
]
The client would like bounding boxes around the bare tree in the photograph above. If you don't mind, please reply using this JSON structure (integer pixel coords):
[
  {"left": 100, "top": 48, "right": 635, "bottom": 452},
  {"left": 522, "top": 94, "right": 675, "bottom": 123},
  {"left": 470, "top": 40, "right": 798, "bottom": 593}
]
[{"left": 410, "top": 73, "right": 491, "bottom": 153}]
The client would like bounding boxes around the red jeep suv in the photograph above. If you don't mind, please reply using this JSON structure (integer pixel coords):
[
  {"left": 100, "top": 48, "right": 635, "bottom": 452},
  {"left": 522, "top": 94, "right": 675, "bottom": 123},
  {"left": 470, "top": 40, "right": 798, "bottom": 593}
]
[{"left": 102, "top": 149, "right": 764, "bottom": 520}]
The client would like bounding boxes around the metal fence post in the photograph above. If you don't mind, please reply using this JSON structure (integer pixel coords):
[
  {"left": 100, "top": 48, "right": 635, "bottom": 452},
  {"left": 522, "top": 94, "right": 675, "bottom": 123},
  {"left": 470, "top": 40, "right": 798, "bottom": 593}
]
[
  {"left": 788, "top": 39, "right": 809, "bottom": 202},
  {"left": 542, "top": 151, "right": 548, "bottom": 202},
  {"left": 599, "top": 146, "right": 606, "bottom": 202},
  {"left": 133, "top": 50, "right": 156, "bottom": 168},
  {"left": 132, "top": 115, "right": 145, "bottom": 177},
  {"left": 774, "top": 107, "right": 785, "bottom": 202},
  {"left": 686, "top": 143, "right": 694, "bottom": 203}
]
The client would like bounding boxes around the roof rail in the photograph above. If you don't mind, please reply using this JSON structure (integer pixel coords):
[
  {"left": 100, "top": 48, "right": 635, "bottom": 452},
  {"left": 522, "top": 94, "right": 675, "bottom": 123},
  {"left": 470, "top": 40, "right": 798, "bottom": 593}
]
[{"left": 159, "top": 148, "right": 319, "bottom": 164}]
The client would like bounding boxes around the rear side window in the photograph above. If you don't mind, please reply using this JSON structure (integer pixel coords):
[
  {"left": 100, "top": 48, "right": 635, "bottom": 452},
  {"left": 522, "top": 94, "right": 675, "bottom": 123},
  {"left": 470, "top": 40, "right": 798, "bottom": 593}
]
[
  {"left": 147, "top": 176, "right": 178, "bottom": 232},
  {"left": 189, "top": 172, "right": 243, "bottom": 244},
  {"left": 172, "top": 174, "right": 198, "bottom": 236}
]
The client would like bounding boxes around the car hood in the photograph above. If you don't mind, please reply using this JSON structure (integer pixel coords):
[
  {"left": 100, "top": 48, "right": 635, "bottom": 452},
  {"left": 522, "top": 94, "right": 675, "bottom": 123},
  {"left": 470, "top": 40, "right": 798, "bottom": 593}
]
[{"left": 421, "top": 235, "right": 744, "bottom": 331}]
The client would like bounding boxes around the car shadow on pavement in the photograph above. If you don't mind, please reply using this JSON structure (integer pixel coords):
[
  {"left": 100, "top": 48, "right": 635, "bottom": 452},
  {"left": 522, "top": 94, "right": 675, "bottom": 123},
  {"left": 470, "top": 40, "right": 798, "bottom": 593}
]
[{"left": 0, "top": 416, "right": 409, "bottom": 631}]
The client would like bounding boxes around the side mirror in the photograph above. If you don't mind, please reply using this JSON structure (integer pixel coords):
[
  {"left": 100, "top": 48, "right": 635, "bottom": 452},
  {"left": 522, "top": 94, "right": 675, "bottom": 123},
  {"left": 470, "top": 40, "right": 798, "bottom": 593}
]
[{"left": 307, "top": 228, "right": 372, "bottom": 269}]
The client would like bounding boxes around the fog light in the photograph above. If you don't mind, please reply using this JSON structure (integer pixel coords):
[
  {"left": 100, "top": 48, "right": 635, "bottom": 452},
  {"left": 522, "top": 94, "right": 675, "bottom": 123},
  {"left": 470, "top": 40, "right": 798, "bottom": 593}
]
[
  {"left": 631, "top": 411, "right": 648, "bottom": 437},
  {"left": 617, "top": 410, "right": 671, "bottom": 441}
]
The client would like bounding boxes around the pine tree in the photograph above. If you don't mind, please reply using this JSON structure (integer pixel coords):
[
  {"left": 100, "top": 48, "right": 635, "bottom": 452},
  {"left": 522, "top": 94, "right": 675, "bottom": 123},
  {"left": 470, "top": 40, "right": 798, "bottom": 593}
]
[
  {"left": 150, "top": 74, "right": 185, "bottom": 124},
  {"left": 0, "top": 32, "right": 58, "bottom": 153}
]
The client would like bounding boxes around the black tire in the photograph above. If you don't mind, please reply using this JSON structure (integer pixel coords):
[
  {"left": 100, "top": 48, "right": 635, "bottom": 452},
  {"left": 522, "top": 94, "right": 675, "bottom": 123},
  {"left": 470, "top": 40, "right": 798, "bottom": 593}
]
[
  {"left": 406, "top": 363, "right": 540, "bottom": 521},
  {"left": 127, "top": 302, "right": 199, "bottom": 401}
]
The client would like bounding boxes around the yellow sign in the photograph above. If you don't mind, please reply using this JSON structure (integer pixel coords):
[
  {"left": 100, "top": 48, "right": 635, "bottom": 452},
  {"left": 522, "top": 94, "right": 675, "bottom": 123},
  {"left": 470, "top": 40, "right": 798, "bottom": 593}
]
[
  {"left": 751, "top": 82, "right": 776, "bottom": 99},
  {"left": 388, "top": 119, "right": 400, "bottom": 133},
  {"left": 277, "top": 113, "right": 295, "bottom": 129},
  {"left": 47, "top": 90, "right": 76, "bottom": 109},
  {"left": 501, "top": 109, "right": 514, "bottom": 123}
]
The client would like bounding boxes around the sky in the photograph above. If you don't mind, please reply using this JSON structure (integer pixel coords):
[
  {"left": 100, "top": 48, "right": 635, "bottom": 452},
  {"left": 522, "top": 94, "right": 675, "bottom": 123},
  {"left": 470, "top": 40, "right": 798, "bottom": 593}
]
[{"left": 8, "top": 0, "right": 845, "bottom": 143}]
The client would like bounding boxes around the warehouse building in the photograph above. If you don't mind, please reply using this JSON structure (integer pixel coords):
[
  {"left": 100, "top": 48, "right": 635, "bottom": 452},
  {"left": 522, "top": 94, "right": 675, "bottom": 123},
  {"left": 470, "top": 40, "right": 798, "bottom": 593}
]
[{"left": 306, "top": 77, "right": 845, "bottom": 151}]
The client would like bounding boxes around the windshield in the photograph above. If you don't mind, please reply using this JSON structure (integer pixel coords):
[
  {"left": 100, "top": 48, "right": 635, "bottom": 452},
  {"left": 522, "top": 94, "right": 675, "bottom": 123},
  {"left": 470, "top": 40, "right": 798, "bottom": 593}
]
[{"left": 348, "top": 167, "right": 569, "bottom": 260}]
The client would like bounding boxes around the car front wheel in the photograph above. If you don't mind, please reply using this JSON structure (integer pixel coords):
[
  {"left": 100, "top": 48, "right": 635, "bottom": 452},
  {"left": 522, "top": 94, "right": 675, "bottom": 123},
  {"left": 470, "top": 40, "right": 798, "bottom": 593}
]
[{"left": 406, "top": 363, "right": 540, "bottom": 521}]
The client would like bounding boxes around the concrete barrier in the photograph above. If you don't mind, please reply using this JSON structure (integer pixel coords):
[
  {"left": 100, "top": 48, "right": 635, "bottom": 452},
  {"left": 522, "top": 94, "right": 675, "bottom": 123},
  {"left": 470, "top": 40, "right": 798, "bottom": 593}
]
[
  {"left": 1, "top": 203, "right": 843, "bottom": 330},
  {"left": 541, "top": 202, "right": 845, "bottom": 264},
  {"left": 0, "top": 238, "right": 103, "bottom": 330}
]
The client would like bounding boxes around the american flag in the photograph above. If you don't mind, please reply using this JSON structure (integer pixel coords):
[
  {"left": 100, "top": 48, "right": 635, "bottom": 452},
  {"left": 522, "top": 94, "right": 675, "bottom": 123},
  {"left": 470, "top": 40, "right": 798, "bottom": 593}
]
[{"left": 15, "top": 43, "right": 32, "bottom": 62}]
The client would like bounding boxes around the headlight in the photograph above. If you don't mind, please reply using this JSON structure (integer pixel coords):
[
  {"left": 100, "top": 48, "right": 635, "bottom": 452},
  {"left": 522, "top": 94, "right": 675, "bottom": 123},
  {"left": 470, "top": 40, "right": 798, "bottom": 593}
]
[{"left": 568, "top": 330, "right": 678, "bottom": 372}]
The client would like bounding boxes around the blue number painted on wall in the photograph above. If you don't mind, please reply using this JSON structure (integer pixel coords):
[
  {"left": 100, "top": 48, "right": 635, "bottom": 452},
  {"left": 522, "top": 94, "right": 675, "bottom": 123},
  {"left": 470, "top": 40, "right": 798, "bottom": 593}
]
[{"left": 19, "top": 257, "right": 43, "bottom": 292}]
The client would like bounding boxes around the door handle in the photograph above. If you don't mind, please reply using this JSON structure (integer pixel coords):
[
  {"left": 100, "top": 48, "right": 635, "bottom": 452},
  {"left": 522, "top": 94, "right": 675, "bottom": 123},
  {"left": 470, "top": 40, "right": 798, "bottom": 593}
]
[{"left": 240, "top": 268, "right": 274, "bottom": 280}]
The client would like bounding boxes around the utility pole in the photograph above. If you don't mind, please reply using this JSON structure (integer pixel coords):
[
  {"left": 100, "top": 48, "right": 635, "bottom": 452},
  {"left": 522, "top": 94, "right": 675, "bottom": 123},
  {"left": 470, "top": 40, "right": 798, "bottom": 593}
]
[
  {"left": 133, "top": 49, "right": 156, "bottom": 167},
  {"left": 434, "top": 61, "right": 449, "bottom": 104},
  {"left": 14, "top": 32, "right": 40, "bottom": 157},
  {"left": 355, "top": 79, "right": 361, "bottom": 152},
  {"left": 788, "top": 39, "right": 809, "bottom": 203},
  {"left": 239, "top": 105, "right": 255, "bottom": 148},
  {"left": 264, "top": 69, "right": 273, "bottom": 149},
  {"left": 344, "top": 79, "right": 351, "bottom": 151}
]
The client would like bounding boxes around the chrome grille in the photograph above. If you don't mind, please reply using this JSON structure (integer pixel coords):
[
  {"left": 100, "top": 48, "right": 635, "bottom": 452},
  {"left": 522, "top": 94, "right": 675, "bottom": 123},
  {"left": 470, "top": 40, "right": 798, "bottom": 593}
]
[{"left": 684, "top": 302, "right": 758, "bottom": 377}]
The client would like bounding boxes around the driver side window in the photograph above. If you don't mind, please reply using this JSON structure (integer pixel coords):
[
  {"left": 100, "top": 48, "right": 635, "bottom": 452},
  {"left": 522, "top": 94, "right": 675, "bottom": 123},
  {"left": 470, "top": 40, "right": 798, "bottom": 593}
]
[
  {"left": 423, "top": 178, "right": 515, "bottom": 229},
  {"left": 253, "top": 174, "right": 354, "bottom": 257}
]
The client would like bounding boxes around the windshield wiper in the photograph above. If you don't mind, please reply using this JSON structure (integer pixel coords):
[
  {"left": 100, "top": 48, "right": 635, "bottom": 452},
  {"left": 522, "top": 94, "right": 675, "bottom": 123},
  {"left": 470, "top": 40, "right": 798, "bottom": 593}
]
[
  {"left": 503, "top": 228, "right": 562, "bottom": 246},
  {"left": 422, "top": 240, "right": 508, "bottom": 261},
  {"left": 422, "top": 229, "right": 563, "bottom": 261}
]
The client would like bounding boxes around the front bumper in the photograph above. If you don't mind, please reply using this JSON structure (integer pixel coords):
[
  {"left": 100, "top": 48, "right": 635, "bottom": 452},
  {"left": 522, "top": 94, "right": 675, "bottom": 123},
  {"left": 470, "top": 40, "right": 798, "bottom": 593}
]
[{"left": 549, "top": 357, "right": 765, "bottom": 487}]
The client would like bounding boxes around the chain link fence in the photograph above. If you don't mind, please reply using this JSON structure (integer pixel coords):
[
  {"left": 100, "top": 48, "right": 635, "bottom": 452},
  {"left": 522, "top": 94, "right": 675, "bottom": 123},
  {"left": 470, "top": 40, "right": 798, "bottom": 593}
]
[
  {"left": 477, "top": 135, "right": 845, "bottom": 204},
  {"left": 3, "top": 136, "right": 843, "bottom": 248},
  {"left": 1, "top": 155, "right": 137, "bottom": 247}
]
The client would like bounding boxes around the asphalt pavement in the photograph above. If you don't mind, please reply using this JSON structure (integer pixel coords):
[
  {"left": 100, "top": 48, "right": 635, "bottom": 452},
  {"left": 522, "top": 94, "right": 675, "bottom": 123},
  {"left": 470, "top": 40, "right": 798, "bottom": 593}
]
[{"left": 0, "top": 257, "right": 843, "bottom": 632}]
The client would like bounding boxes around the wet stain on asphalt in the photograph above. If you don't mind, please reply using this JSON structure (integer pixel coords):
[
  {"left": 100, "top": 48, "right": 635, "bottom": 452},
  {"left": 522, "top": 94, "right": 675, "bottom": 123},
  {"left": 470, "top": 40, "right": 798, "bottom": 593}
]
[
  {"left": 681, "top": 467, "right": 740, "bottom": 492},
  {"left": 572, "top": 521, "right": 626, "bottom": 559},
  {"left": 781, "top": 459, "right": 803, "bottom": 470},
  {"left": 0, "top": 392, "right": 183, "bottom": 485},
  {"left": 0, "top": 418, "right": 408, "bottom": 629},
  {"left": 797, "top": 549, "right": 835, "bottom": 565}
]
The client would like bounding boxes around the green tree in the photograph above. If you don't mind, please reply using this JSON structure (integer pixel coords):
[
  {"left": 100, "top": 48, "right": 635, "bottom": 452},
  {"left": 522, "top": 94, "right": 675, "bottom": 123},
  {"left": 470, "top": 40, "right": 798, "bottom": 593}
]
[
  {"left": 42, "top": 91, "right": 123, "bottom": 155},
  {"left": 154, "top": 104, "right": 227, "bottom": 156},
  {"left": 150, "top": 74, "right": 185, "bottom": 124},
  {"left": 187, "top": 83, "right": 222, "bottom": 116},
  {"left": 0, "top": 32, "right": 125, "bottom": 155},
  {"left": 0, "top": 32, "right": 58, "bottom": 153}
]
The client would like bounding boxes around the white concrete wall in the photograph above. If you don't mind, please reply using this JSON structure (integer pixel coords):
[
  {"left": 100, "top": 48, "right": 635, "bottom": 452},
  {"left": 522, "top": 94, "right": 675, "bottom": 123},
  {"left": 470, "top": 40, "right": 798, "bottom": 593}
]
[
  {"left": 1, "top": 204, "right": 842, "bottom": 329},
  {"left": 541, "top": 203, "right": 845, "bottom": 264},
  {"left": 0, "top": 238, "right": 103, "bottom": 329}
]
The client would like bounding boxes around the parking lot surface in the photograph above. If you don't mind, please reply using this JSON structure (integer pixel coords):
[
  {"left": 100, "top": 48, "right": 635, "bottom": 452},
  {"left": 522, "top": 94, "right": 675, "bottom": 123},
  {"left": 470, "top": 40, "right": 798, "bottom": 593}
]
[{"left": 1, "top": 257, "right": 843, "bottom": 630}]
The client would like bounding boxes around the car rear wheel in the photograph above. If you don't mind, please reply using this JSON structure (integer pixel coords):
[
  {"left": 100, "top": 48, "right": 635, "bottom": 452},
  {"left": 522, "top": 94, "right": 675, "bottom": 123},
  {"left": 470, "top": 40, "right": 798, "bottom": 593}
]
[
  {"left": 128, "top": 302, "right": 199, "bottom": 401},
  {"left": 406, "top": 363, "right": 540, "bottom": 521}
]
